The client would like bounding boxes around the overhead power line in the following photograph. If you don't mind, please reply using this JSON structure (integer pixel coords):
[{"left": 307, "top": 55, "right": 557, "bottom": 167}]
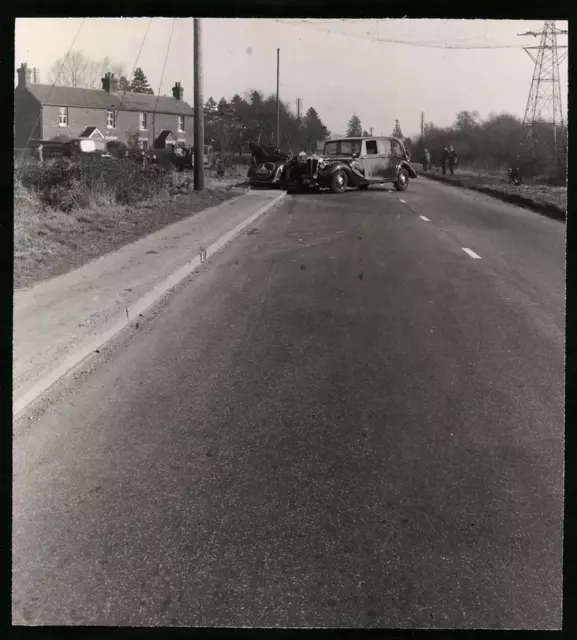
[{"left": 275, "top": 19, "right": 566, "bottom": 50}]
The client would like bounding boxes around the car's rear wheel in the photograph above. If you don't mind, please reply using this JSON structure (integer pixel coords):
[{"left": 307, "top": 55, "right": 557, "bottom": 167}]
[
  {"left": 395, "top": 168, "right": 410, "bottom": 191},
  {"left": 330, "top": 170, "right": 348, "bottom": 194}
]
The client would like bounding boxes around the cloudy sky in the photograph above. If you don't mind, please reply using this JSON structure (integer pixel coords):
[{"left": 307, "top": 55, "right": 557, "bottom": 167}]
[{"left": 15, "top": 18, "right": 569, "bottom": 138}]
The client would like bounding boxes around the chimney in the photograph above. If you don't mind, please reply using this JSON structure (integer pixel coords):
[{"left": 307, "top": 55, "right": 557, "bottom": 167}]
[
  {"left": 17, "top": 63, "right": 33, "bottom": 88},
  {"left": 101, "top": 72, "right": 118, "bottom": 93},
  {"left": 172, "top": 82, "right": 184, "bottom": 100}
]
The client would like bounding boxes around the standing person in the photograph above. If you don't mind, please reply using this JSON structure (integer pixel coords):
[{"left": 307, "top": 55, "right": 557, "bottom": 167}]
[
  {"left": 441, "top": 145, "right": 450, "bottom": 175},
  {"left": 448, "top": 145, "right": 458, "bottom": 176},
  {"left": 422, "top": 147, "right": 431, "bottom": 172}
]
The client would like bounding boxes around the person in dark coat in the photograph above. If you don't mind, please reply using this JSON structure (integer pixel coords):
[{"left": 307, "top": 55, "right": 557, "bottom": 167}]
[
  {"left": 441, "top": 146, "right": 450, "bottom": 175},
  {"left": 448, "top": 145, "right": 458, "bottom": 175}
]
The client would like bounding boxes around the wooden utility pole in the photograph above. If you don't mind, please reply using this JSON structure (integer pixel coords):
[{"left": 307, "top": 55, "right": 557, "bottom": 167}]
[
  {"left": 193, "top": 18, "right": 204, "bottom": 191},
  {"left": 276, "top": 48, "right": 280, "bottom": 148},
  {"left": 421, "top": 111, "right": 425, "bottom": 139}
]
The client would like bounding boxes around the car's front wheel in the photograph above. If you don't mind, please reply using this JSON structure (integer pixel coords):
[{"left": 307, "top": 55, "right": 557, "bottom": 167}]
[
  {"left": 395, "top": 168, "right": 410, "bottom": 191},
  {"left": 330, "top": 170, "right": 348, "bottom": 194}
]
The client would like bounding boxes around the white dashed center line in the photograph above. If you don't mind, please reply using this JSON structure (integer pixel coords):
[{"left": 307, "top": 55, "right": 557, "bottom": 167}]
[
  {"left": 462, "top": 248, "right": 482, "bottom": 260},
  {"left": 419, "top": 215, "right": 430, "bottom": 222},
  {"left": 399, "top": 199, "right": 407, "bottom": 203}
]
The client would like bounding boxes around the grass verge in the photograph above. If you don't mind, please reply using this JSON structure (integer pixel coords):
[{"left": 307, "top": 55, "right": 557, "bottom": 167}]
[
  {"left": 14, "top": 176, "right": 248, "bottom": 290},
  {"left": 418, "top": 168, "right": 566, "bottom": 222}
]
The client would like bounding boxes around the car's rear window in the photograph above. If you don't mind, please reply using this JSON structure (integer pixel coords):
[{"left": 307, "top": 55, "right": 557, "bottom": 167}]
[{"left": 323, "top": 140, "right": 362, "bottom": 156}]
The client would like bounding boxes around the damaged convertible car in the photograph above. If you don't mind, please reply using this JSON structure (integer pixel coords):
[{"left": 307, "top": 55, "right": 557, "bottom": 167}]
[
  {"left": 286, "top": 136, "right": 418, "bottom": 193},
  {"left": 247, "top": 142, "right": 292, "bottom": 187}
]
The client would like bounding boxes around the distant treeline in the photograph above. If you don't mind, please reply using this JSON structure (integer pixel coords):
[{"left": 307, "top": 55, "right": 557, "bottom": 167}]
[
  {"left": 410, "top": 110, "right": 566, "bottom": 183},
  {"left": 203, "top": 90, "right": 330, "bottom": 155}
]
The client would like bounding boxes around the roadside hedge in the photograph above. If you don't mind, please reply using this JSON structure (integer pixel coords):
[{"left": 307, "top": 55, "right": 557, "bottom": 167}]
[{"left": 17, "top": 156, "right": 169, "bottom": 211}]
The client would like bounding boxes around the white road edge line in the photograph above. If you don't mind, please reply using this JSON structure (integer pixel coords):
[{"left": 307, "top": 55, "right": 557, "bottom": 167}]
[
  {"left": 462, "top": 247, "right": 482, "bottom": 260},
  {"left": 13, "top": 191, "right": 287, "bottom": 419},
  {"left": 419, "top": 215, "right": 430, "bottom": 222}
]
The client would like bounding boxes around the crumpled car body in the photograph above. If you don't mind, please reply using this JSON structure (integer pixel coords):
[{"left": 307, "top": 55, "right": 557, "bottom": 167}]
[{"left": 247, "top": 142, "right": 291, "bottom": 186}]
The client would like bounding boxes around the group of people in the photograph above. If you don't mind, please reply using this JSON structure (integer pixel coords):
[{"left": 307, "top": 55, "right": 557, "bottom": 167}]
[{"left": 421, "top": 145, "right": 458, "bottom": 176}]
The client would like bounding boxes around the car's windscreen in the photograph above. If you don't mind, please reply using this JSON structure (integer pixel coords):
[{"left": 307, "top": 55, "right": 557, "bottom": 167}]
[{"left": 323, "top": 140, "right": 362, "bottom": 156}]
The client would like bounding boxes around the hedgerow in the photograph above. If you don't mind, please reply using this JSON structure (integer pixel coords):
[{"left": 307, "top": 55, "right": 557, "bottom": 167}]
[{"left": 17, "top": 156, "right": 170, "bottom": 211}]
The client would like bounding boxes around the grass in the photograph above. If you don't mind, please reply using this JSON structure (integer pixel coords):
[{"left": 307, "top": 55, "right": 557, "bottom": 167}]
[
  {"left": 14, "top": 167, "right": 249, "bottom": 290},
  {"left": 419, "top": 165, "right": 566, "bottom": 220}
]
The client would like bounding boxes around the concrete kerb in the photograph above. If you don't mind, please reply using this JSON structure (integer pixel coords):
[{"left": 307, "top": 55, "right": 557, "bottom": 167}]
[
  {"left": 420, "top": 172, "right": 566, "bottom": 222},
  {"left": 13, "top": 190, "right": 287, "bottom": 418}
]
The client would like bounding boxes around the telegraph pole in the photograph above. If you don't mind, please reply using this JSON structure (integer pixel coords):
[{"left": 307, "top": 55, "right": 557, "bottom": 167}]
[
  {"left": 421, "top": 111, "right": 425, "bottom": 139},
  {"left": 193, "top": 18, "right": 204, "bottom": 191},
  {"left": 276, "top": 48, "right": 280, "bottom": 148}
]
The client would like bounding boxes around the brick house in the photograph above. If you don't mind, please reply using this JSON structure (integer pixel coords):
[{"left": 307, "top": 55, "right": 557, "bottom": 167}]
[{"left": 14, "top": 63, "right": 194, "bottom": 152}]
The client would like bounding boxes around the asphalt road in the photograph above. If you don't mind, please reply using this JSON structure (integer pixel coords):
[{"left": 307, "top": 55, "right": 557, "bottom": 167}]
[{"left": 13, "top": 179, "right": 565, "bottom": 628}]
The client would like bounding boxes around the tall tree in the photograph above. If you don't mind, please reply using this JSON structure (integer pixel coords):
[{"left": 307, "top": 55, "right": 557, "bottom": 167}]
[
  {"left": 117, "top": 75, "right": 132, "bottom": 91},
  {"left": 362, "top": 129, "right": 370, "bottom": 137},
  {"left": 204, "top": 97, "right": 219, "bottom": 146},
  {"left": 303, "top": 107, "right": 330, "bottom": 152},
  {"left": 346, "top": 114, "right": 363, "bottom": 137},
  {"left": 454, "top": 110, "right": 481, "bottom": 132},
  {"left": 131, "top": 68, "right": 154, "bottom": 94},
  {"left": 392, "top": 119, "right": 403, "bottom": 139}
]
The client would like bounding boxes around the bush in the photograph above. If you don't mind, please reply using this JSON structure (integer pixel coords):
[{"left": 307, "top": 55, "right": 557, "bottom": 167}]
[
  {"left": 106, "top": 140, "right": 128, "bottom": 158},
  {"left": 17, "top": 156, "right": 170, "bottom": 211}
]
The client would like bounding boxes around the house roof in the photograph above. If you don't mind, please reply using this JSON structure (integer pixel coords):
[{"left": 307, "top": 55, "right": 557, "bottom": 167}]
[
  {"left": 155, "top": 129, "right": 178, "bottom": 143},
  {"left": 79, "top": 126, "right": 104, "bottom": 139},
  {"left": 23, "top": 84, "right": 194, "bottom": 116}
]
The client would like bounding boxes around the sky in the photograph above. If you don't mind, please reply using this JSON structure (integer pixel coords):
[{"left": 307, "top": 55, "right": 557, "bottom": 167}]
[{"left": 15, "top": 18, "right": 569, "bottom": 139}]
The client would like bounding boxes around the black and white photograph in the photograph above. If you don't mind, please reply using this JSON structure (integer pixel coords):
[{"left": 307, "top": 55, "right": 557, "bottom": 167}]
[{"left": 12, "top": 16, "right": 567, "bottom": 628}]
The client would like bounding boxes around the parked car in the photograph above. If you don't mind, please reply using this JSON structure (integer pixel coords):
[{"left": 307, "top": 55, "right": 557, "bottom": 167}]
[
  {"left": 247, "top": 141, "right": 291, "bottom": 187},
  {"left": 286, "top": 136, "right": 418, "bottom": 193}
]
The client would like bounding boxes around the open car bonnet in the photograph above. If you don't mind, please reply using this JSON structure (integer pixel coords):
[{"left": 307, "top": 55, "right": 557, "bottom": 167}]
[{"left": 250, "top": 142, "right": 289, "bottom": 164}]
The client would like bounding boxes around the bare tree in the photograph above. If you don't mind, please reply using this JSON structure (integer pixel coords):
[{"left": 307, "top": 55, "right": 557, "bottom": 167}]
[
  {"left": 48, "top": 50, "right": 126, "bottom": 89},
  {"left": 48, "top": 51, "right": 90, "bottom": 87}
]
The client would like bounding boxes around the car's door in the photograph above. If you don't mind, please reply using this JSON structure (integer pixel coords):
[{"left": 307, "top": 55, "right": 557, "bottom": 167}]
[
  {"left": 359, "top": 139, "right": 382, "bottom": 180},
  {"left": 390, "top": 139, "right": 406, "bottom": 174},
  {"left": 377, "top": 138, "right": 399, "bottom": 181}
]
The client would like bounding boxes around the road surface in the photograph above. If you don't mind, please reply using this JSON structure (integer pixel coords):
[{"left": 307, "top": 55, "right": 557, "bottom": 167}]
[{"left": 13, "top": 178, "right": 565, "bottom": 628}]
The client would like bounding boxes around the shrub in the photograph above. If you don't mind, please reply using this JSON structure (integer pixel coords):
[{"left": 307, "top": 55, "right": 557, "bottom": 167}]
[
  {"left": 16, "top": 156, "right": 170, "bottom": 211},
  {"left": 106, "top": 140, "right": 129, "bottom": 158}
]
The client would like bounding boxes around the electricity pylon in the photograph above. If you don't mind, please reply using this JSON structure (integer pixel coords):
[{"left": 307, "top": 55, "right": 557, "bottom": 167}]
[{"left": 518, "top": 21, "right": 568, "bottom": 164}]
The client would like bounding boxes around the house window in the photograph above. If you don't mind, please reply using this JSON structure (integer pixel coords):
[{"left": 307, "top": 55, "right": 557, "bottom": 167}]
[
  {"left": 106, "top": 110, "right": 116, "bottom": 129},
  {"left": 58, "top": 107, "right": 68, "bottom": 126},
  {"left": 178, "top": 116, "right": 185, "bottom": 132},
  {"left": 139, "top": 113, "right": 147, "bottom": 130},
  {"left": 139, "top": 139, "right": 148, "bottom": 151}
]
